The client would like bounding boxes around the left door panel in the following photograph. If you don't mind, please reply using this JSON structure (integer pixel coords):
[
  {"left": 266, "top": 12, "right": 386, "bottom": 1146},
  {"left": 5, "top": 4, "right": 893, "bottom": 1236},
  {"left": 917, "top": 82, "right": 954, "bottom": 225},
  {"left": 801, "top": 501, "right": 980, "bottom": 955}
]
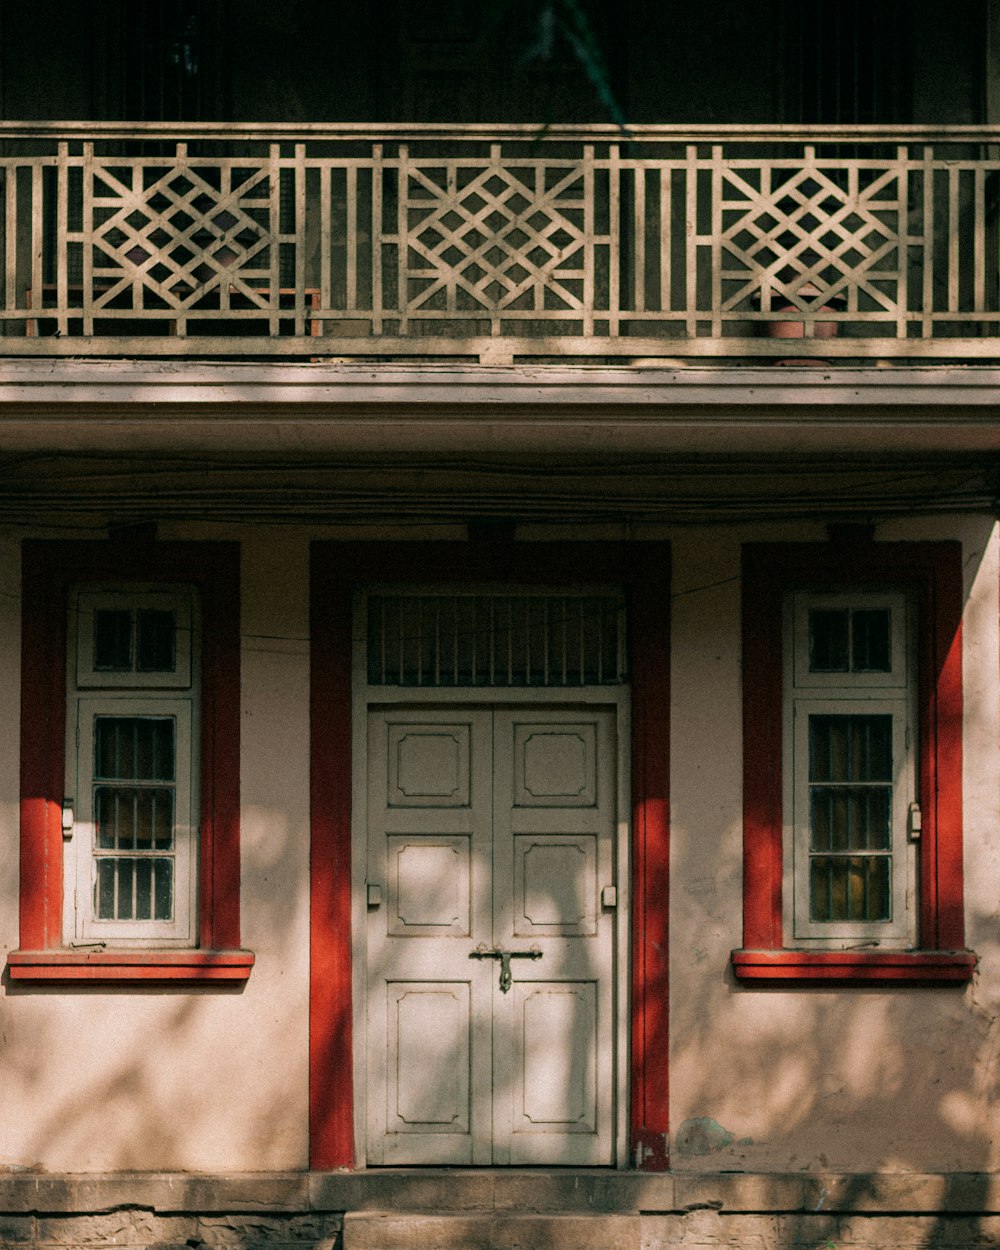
[{"left": 366, "top": 709, "right": 494, "bottom": 1164}]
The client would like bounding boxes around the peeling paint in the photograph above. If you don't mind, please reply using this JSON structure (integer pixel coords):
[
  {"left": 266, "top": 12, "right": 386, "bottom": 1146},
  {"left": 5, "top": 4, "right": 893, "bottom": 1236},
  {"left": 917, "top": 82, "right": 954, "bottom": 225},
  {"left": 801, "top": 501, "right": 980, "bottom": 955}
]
[{"left": 673, "top": 1117, "right": 736, "bottom": 1157}]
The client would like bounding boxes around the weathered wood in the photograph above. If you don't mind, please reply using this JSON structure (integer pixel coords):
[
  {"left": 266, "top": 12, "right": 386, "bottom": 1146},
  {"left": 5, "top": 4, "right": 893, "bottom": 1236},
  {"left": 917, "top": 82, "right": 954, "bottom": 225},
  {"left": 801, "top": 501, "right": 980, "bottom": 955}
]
[{"left": 2, "top": 125, "right": 1000, "bottom": 360}]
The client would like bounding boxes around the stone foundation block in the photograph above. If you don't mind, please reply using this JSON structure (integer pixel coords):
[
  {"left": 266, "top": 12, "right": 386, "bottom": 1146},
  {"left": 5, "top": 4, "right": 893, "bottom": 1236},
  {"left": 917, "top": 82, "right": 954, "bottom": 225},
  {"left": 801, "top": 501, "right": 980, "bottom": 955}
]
[{"left": 343, "top": 1212, "right": 639, "bottom": 1250}]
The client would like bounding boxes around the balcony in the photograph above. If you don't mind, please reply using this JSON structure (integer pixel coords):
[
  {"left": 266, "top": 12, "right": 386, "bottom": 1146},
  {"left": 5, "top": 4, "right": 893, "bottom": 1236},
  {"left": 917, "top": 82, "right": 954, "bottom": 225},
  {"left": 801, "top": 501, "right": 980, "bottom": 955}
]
[{"left": 2, "top": 122, "right": 999, "bottom": 365}]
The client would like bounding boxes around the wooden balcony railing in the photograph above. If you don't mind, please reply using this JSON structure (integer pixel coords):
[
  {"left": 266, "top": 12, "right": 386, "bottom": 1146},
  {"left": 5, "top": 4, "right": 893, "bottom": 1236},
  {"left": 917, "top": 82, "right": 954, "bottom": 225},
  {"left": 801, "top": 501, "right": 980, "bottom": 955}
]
[{"left": 2, "top": 122, "right": 1000, "bottom": 363}]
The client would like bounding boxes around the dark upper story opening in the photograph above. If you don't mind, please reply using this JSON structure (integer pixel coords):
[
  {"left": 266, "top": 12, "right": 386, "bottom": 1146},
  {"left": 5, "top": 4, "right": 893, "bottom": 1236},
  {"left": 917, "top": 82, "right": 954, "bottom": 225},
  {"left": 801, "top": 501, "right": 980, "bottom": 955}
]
[
  {"left": 0, "top": 0, "right": 990, "bottom": 127},
  {"left": 1, "top": 0, "right": 998, "bottom": 365}
]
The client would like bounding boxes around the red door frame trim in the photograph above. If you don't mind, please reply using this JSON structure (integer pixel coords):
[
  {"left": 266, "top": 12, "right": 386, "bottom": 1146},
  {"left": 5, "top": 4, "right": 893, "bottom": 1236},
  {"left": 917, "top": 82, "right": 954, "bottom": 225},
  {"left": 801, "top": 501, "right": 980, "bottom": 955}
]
[
  {"left": 11, "top": 539, "right": 250, "bottom": 984},
  {"left": 734, "top": 539, "right": 974, "bottom": 985},
  {"left": 309, "top": 541, "right": 671, "bottom": 1171}
]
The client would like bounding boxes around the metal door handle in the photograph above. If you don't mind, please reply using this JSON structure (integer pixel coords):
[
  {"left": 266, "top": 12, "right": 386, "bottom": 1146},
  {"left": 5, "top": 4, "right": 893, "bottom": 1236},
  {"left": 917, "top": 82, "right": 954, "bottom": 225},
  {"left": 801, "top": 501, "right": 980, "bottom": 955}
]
[{"left": 469, "top": 945, "right": 542, "bottom": 993}]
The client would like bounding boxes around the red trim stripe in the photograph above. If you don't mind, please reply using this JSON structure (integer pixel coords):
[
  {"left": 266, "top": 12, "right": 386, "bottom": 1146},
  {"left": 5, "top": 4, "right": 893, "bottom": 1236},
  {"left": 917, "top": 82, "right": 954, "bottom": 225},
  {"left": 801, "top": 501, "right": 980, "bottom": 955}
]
[{"left": 308, "top": 542, "right": 672, "bottom": 1172}]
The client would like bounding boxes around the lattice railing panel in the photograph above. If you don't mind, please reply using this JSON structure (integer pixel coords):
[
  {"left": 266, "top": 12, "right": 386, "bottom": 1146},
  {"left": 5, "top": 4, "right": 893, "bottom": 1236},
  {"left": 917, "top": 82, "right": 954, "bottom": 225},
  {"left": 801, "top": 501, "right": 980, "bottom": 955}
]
[{"left": 2, "top": 124, "right": 1000, "bottom": 359}]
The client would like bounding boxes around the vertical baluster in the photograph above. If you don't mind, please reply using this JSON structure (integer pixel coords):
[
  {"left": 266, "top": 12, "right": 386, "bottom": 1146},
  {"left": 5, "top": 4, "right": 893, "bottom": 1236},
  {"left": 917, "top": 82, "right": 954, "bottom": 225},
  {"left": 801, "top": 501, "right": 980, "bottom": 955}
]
[
  {"left": 947, "top": 164, "right": 960, "bottom": 315},
  {"left": 217, "top": 158, "right": 232, "bottom": 314},
  {"left": 685, "top": 145, "right": 698, "bottom": 336},
  {"left": 896, "top": 145, "right": 909, "bottom": 341},
  {"left": 4, "top": 157, "right": 17, "bottom": 316},
  {"left": 608, "top": 144, "right": 620, "bottom": 337},
  {"left": 320, "top": 163, "right": 332, "bottom": 321},
  {"left": 168, "top": 145, "right": 182, "bottom": 333},
  {"left": 711, "top": 144, "right": 723, "bottom": 339},
  {"left": 659, "top": 164, "right": 672, "bottom": 315},
  {"left": 922, "top": 146, "right": 934, "bottom": 339},
  {"left": 268, "top": 144, "right": 281, "bottom": 336},
  {"left": 294, "top": 143, "right": 307, "bottom": 336},
  {"left": 56, "top": 142, "right": 68, "bottom": 337},
  {"left": 583, "top": 144, "right": 595, "bottom": 337},
  {"left": 32, "top": 159, "right": 47, "bottom": 334},
  {"left": 372, "top": 143, "right": 383, "bottom": 335},
  {"left": 345, "top": 164, "right": 356, "bottom": 312},
  {"left": 448, "top": 156, "right": 459, "bottom": 321},
  {"left": 397, "top": 144, "right": 408, "bottom": 334},
  {"left": 634, "top": 163, "right": 646, "bottom": 317},
  {"left": 973, "top": 164, "right": 985, "bottom": 315}
]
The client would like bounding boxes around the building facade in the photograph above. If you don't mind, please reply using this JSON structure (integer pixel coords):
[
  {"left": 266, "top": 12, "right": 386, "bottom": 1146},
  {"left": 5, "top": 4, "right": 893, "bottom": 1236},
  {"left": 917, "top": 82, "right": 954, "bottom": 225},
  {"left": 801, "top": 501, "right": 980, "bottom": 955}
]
[{"left": 1, "top": 3, "right": 999, "bottom": 1248}]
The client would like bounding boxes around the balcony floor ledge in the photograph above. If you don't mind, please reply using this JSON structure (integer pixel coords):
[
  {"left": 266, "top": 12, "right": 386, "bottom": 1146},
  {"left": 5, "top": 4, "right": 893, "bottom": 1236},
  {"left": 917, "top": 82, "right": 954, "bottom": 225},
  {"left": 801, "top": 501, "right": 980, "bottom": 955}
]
[{"left": 1, "top": 361, "right": 999, "bottom": 456}]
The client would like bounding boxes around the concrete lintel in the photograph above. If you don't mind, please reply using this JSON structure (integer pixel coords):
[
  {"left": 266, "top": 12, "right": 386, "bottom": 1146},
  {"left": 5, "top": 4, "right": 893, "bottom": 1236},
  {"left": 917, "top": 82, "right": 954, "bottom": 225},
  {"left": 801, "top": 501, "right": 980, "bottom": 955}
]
[
  {"left": 2, "top": 360, "right": 1000, "bottom": 412},
  {"left": 0, "top": 361, "right": 998, "bottom": 460}
]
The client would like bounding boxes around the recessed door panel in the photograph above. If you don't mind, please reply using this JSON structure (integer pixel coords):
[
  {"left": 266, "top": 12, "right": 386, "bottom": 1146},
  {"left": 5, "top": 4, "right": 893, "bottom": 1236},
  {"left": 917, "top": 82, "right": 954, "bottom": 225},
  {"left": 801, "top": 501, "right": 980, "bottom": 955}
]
[
  {"left": 387, "top": 982, "right": 471, "bottom": 1132},
  {"left": 387, "top": 835, "right": 471, "bottom": 936},
  {"left": 367, "top": 705, "right": 617, "bottom": 1166},
  {"left": 513, "top": 722, "right": 598, "bottom": 807},
  {"left": 513, "top": 981, "right": 598, "bottom": 1133},
  {"left": 388, "top": 722, "right": 471, "bottom": 807},
  {"left": 513, "top": 834, "right": 598, "bottom": 936}
]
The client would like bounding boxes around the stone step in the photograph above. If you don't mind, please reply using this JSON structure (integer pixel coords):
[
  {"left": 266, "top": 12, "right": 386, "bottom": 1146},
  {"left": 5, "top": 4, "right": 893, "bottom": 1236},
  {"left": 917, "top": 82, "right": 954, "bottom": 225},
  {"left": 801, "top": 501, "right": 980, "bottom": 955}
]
[{"left": 343, "top": 1211, "right": 641, "bottom": 1250}]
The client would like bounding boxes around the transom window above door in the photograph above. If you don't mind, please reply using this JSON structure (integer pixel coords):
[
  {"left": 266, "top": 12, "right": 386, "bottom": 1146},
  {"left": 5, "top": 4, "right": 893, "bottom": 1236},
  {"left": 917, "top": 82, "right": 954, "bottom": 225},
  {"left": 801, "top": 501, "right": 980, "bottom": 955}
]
[{"left": 365, "top": 591, "right": 628, "bottom": 688}]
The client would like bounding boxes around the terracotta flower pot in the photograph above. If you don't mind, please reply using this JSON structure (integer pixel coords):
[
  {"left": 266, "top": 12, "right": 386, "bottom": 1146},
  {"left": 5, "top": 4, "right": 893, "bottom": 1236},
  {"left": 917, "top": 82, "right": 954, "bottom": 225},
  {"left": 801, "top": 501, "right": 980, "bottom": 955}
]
[{"left": 755, "top": 281, "right": 847, "bottom": 366}]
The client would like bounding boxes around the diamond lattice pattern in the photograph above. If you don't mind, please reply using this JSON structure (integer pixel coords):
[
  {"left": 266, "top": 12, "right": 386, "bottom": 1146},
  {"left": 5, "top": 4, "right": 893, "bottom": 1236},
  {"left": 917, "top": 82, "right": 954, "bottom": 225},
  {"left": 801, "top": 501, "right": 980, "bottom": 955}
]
[
  {"left": 90, "top": 161, "right": 275, "bottom": 309},
  {"left": 404, "top": 164, "right": 587, "bottom": 315},
  {"left": 720, "top": 163, "right": 901, "bottom": 311}
]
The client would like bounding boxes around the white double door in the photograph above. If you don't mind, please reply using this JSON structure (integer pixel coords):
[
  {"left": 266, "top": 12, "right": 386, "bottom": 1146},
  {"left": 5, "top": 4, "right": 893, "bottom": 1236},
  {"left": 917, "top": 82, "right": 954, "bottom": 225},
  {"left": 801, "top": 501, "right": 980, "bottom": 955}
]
[{"left": 365, "top": 704, "right": 619, "bottom": 1165}]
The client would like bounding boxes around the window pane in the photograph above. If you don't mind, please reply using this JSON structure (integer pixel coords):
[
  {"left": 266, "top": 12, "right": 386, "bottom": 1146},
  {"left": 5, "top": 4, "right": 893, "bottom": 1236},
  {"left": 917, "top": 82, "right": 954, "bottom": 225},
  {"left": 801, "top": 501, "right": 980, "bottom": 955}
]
[
  {"left": 94, "top": 609, "right": 132, "bottom": 671},
  {"left": 810, "top": 786, "right": 892, "bottom": 851},
  {"left": 809, "top": 715, "right": 892, "bottom": 782},
  {"left": 95, "top": 785, "right": 175, "bottom": 850},
  {"left": 808, "top": 609, "right": 849, "bottom": 672},
  {"left": 96, "top": 858, "right": 116, "bottom": 918},
  {"left": 94, "top": 855, "right": 173, "bottom": 921},
  {"left": 852, "top": 609, "right": 891, "bottom": 672},
  {"left": 135, "top": 859, "right": 153, "bottom": 920},
  {"left": 95, "top": 787, "right": 120, "bottom": 848},
  {"left": 136, "top": 609, "right": 176, "bottom": 672},
  {"left": 116, "top": 857, "right": 134, "bottom": 919},
  {"left": 94, "top": 717, "right": 175, "bottom": 781},
  {"left": 154, "top": 859, "right": 174, "bottom": 920},
  {"left": 810, "top": 855, "right": 891, "bottom": 922}
]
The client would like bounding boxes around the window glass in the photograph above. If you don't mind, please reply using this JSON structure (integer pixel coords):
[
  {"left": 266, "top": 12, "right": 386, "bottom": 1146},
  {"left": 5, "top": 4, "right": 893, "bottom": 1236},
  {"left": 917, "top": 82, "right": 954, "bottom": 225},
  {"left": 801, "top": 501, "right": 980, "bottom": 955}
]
[
  {"left": 788, "top": 590, "right": 914, "bottom": 944},
  {"left": 68, "top": 587, "right": 196, "bottom": 944}
]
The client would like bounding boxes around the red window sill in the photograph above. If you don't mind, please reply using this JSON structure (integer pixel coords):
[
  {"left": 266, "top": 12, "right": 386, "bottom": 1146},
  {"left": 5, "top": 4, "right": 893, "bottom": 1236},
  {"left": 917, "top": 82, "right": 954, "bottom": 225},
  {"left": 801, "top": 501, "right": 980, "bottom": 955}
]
[
  {"left": 7, "top": 950, "right": 255, "bottom": 984},
  {"left": 731, "top": 948, "right": 977, "bottom": 985}
]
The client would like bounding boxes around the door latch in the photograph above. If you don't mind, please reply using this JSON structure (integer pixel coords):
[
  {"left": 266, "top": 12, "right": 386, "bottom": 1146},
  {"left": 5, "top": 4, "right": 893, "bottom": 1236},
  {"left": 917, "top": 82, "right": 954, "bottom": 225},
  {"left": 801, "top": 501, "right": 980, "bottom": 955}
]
[{"left": 469, "top": 945, "right": 542, "bottom": 993}]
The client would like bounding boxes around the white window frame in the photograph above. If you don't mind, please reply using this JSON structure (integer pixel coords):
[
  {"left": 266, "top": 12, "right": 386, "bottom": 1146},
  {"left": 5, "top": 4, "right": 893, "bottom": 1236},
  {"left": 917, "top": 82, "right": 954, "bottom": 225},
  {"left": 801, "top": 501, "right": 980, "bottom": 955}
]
[
  {"left": 75, "top": 589, "right": 192, "bottom": 690},
  {"left": 64, "top": 587, "right": 200, "bottom": 947},
  {"left": 783, "top": 589, "right": 917, "bottom": 947}
]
